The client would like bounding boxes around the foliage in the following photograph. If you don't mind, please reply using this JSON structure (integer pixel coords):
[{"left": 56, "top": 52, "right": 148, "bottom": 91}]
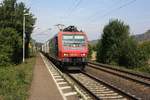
[
  {"left": 0, "top": 57, "right": 35, "bottom": 100},
  {"left": 87, "top": 44, "right": 92, "bottom": 59},
  {"left": 0, "top": 28, "right": 22, "bottom": 66},
  {"left": 139, "top": 41, "right": 150, "bottom": 58},
  {"left": 0, "top": 0, "right": 36, "bottom": 66},
  {"left": 134, "top": 66, "right": 150, "bottom": 74},
  {"left": 119, "top": 38, "right": 148, "bottom": 68},
  {"left": 92, "top": 44, "right": 97, "bottom": 51},
  {"left": 97, "top": 19, "right": 129, "bottom": 64},
  {"left": 0, "top": 0, "right": 36, "bottom": 35},
  {"left": 29, "top": 39, "right": 36, "bottom": 57},
  {"left": 96, "top": 39, "right": 101, "bottom": 62},
  {"left": 97, "top": 19, "right": 148, "bottom": 68}
]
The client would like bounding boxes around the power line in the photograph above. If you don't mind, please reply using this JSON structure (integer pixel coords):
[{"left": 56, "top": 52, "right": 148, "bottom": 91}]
[
  {"left": 88, "top": 0, "right": 137, "bottom": 23},
  {"left": 87, "top": 0, "right": 123, "bottom": 21},
  {"left": 59, "top": 0, "right": 82, "bottom": 26},
  {"left": 66, "top": 0, "right": 82, "bottom": 17},
  {"left": 72, "top": 0, "right": 82, "bottom": 12}
]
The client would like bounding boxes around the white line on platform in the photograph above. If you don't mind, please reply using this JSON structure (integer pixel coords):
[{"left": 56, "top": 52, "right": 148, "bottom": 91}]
[
  {"left": 54, "top": 76, "right": 61, "bottom": 78},
  {"left": 53, "top": 74, "right": 59, "bottom": 76},
  {"left": 64, "top": 92, "right": 77, "bottom": 97},
  {"left": 41, "top": 53, "right": 67, "bottom": 100},
  {"left": 58, "top": 82, "right": 67, "bottom": 85},
  {"left": 56, "top": 79, "right": 64, "bottom": 81},
  {"left": 60, "top": 86, "right": 71, "bottom": 90}
]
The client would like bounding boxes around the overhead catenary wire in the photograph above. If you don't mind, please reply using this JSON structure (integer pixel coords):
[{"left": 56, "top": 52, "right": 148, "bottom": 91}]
[
  {"left": 88, "top": 0, "right": 137, "bottom": 23},
  {"left": 66, "top": 0, "right": 82, "bottom": 18},
  {"left": 87, "top": 0, "right": 123, "bottom": 21},
  {"left": 58, "top": 0, "right": 82, "bottom": 28}
]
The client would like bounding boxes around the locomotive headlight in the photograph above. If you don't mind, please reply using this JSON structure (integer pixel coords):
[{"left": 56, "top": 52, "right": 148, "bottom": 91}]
[
  {"left": 81, "top": 53, "right": 86, "bottom": 56},
  {"left": 64, "top": 53, "right": 69, "bottom": 56}
]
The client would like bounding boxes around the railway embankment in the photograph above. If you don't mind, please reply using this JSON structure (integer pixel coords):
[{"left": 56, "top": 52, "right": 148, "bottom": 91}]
[{"left": 0, "top": 57, "right": 35, "bottom": 100}]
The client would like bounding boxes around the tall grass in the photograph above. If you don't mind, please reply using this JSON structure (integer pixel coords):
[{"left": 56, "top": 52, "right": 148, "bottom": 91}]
[{"left": 0, "top": 57, "right": 35, "bottom": 100}]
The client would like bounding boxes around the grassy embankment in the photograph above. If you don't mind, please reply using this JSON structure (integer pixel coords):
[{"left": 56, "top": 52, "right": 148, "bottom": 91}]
[
  {"left": 133, "top": 65, "right": 150, "bottom": 74},
  {"left": 0, "top": 57, "right": 35, "bottom": 100}
]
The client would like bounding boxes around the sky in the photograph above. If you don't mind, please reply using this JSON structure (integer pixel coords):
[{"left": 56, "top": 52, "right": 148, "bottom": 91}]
[{"left": 1, "top": 0, "right": 150, "bottom": 43}]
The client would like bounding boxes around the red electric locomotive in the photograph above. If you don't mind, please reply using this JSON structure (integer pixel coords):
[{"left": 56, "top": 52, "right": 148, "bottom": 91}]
[{"left": 43, "top": 26, "right": 88, "bottom": 70}]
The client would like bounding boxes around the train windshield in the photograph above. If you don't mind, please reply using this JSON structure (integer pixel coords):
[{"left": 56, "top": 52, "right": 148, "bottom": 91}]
[{"left": 63, "top": 34, "right": 86, "bottom": 47}]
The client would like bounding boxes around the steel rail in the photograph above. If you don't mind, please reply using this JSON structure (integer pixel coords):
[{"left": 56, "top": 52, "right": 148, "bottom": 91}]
[
  {"left": 81, "top": 71, "right": 139, "bottom": 100},
  {"left": 67, "top": 73, "right": 101, "bottom": 100},
  {"left": 88, "top": 61, "right": 150, "bottom": 79},
  {"left": 88, "top": 62, "right": 150, "bottom": 86}
]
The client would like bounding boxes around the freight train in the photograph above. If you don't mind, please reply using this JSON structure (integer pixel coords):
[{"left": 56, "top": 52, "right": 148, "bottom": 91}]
[{"left": 42, "top": 26, "right": 88, "bottom": 70}]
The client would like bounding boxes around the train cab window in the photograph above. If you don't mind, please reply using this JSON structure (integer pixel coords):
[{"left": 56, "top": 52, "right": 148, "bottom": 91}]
[{"left": 62, "top": 34, "right": 86, "bottom": 47}]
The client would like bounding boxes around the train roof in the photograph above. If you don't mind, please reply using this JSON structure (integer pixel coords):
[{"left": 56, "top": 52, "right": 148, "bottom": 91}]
[
  {"left": 58, "top": 31, "right": 86, "bottom": 35},
  {"left": 43, "top": 31, "right": 86, "bottom": 45}
]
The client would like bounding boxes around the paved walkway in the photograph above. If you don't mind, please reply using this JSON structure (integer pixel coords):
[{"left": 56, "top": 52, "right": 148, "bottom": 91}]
[{"left": 28, "top": 54, "right": 63, "bottom": 100}]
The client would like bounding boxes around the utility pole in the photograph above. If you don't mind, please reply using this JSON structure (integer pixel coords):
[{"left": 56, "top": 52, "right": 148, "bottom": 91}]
[
  {"left": 55, "top": 24, "right": 65, "bottom": 31},
  {"left": 23, "top": 15, "right": 25, "bottom": 63},
  {"left": 23, "top": 13, "right": 29, "bottom": 63}
]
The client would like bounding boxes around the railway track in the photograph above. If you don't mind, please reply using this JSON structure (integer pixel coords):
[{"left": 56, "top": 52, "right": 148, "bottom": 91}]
[
  {"left": 43, "top": 54, "right": 148, "bottom": 99},
  {"left": 87, "top": 61, "right": 150, "bottom": 99},
  {"left": 42, "top": 53, "right": 149, "bottom": 100},
  {"left": 68, "top": 71, "right": 139, "bottom": 100},
  {"left": 43, "top": 54, "right": 94, "bottom": 99},
  {"left": 88, "top": 61, "right": 150, "bottom": 86}
]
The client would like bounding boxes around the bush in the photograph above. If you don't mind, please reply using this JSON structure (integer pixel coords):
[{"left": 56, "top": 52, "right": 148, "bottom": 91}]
[
  {"left": 87, "top": 44, "right": 92, "bottom": 59},
  {"left": 0, "top": 28, "right": 22, "bottom": 66},
  {"left": 119, "top": 38, "right": 149, "bottom": 68},
  {"left": 139, "top": 41, "right": 150, "bottom": 58},
  {"left": 0, "top": 57, "right": 35, "bottom": 100},
  {"left": 0, "top": 54, "right": 11, "bottom": 66},
  {"left": 136, "top": 66, "right": 150, "bottom": 74},
  {"left": 96, "top": 39, "right": 101, "bottom": 62}
]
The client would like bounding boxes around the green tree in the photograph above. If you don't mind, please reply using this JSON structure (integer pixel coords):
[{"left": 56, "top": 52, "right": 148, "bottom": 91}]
[
  {"left": 87, "top": 44, "right": 92, "bottom": 59},
  {"left": 96, "top": 39, "right": 101, "bottom": 62},
  {"left": 0, "top": 0, "right": 36, "bottom": 58},
  {"left": 0, "top": 28, "right": 22, "bottom": 66},
  {"left": 97, "top": 19, "right": 148, "bottom": 68},
  {"left": 140, "top": 41, "right": 150, "bottom": 58},
  {"left": 122, "top": 38, "right": 148, "bottom": 68},
  {"left": 97, "top": 19, "right": 129, "bottom": 64}
]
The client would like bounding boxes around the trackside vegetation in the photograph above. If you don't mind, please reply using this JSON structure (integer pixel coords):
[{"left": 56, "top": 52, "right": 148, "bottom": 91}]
[
  {"left": 0, "top": 0, "right": 36, "bottom": 99},
  {"left": 0, "top": 28, "right": 22, "bottom": 66},
  {"left": 0, "top": 57, "right": 35, "bottom": 100},
  {"left": 96, "top": 19, "right": 150, "bottom": 73},
  {"left": 135, "top": 41, "right": 150, "bottom": 73},
  {"left": 0, "top": 0, "right": 36, "bottom": 66},
  {"left": 87, "top": 44, "right": 92, "bottom": 59}
]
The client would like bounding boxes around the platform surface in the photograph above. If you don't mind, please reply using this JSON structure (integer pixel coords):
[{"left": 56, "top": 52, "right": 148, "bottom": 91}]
[{"left": 28, "top": 54, "right": 63, "bottom": 100}]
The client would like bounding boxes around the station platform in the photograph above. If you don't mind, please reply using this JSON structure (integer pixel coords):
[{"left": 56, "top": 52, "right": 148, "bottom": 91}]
[
  {"left": 28, "top": 53, "right": 80, "bottom": 100},
  {"left": 28, "top": 54, "right": 63, "bottom": 100}
]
